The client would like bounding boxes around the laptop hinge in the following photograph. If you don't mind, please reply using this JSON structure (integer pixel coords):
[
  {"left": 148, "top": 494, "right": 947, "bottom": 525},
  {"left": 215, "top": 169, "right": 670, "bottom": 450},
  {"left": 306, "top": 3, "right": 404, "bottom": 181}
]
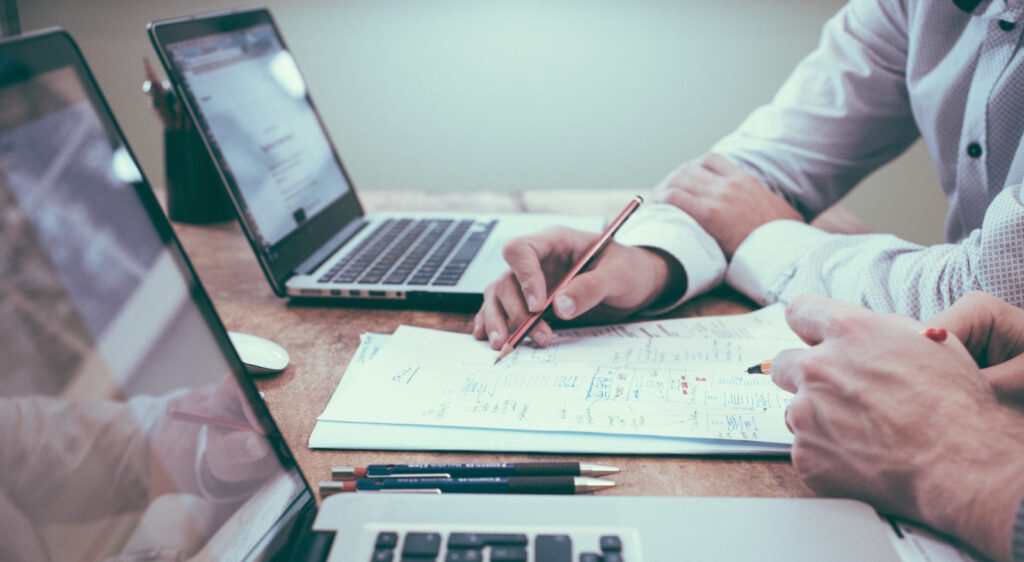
[
  {"left": 294, "top": 219, "right": 367, "bottom": 276},
  {"left": 287, "top": 530, "right": 335, "bottom": 562}
]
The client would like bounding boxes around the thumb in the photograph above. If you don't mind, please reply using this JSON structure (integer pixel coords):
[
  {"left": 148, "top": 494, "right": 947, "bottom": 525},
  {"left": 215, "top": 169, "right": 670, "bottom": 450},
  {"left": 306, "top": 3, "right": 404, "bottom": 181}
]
[
  {"left": 982, "top": 354, "right": 1024, "bottom": 404},
  {"left": 551, "top": 269, "right": 611, "bottom": 320},
  {"left": 206, "top": 430, "right": 271, "bottom": 483}
]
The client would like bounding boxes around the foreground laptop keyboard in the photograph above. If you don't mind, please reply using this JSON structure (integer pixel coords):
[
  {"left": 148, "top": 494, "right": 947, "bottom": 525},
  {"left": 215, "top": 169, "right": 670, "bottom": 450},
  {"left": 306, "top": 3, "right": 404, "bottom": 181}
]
[
  {"left": 319, "top": 218, "right": 497, "bottom": 288},
  {"left": 370, "top": 530, "right": 626, "bottom": 562}
]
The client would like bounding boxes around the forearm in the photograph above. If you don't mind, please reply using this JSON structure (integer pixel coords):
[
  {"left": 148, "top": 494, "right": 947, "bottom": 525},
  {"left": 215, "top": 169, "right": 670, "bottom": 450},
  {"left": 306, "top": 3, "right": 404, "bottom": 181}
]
[
  {"left": 712, "top": 0, "right": 918, "bottom": 219},
  {"left": 727, "top": 186, "right": 1024, "bottom": 320},
  {"left": 0, "top": 396, "right": 154, "bottom": 523}
]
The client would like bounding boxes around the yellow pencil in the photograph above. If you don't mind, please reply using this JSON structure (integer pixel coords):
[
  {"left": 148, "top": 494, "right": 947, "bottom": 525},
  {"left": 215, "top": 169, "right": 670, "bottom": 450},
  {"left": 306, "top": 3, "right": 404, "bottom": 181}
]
[{"left": 745, "top": 359, "right": 772, "bottom": 375}]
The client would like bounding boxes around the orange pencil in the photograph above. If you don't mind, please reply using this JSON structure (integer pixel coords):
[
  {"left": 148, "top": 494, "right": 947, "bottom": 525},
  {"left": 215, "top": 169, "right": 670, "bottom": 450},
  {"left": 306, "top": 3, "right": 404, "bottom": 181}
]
[{"left": 494, "top": 195, "right": 644, "bottom": 364}]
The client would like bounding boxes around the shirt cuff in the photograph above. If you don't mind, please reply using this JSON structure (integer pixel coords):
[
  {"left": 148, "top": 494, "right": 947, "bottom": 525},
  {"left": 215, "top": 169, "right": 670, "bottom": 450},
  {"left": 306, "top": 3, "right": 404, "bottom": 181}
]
[
  {"left": 726, "top": 220, "right": 830, "bottom": 305},
  {"left": 614, "top": 203, "right": 727, "bottom": 315}
]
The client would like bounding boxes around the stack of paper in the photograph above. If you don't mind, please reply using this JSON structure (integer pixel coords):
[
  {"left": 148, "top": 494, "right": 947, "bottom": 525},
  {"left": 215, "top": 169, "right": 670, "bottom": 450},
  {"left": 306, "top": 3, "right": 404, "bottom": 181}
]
[{"left": 310, "top": 305, "right": 804, "bottom": 455}]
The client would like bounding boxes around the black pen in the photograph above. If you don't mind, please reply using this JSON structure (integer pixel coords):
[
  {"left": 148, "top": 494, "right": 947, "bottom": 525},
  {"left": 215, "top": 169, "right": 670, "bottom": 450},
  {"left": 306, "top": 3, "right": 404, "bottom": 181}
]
[
  {"left": 319, "top": 476, "right": 614, "bottom": 496},
  {"left": 331, "top": 461, "right": 620, "bottom": 479}
]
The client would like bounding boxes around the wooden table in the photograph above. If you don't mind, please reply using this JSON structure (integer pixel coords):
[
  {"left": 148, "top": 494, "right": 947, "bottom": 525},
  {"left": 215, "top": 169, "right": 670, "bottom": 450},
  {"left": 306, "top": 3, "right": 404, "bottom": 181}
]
[{"left": 171, "top": 189, "right": 871, "bottom": 500}]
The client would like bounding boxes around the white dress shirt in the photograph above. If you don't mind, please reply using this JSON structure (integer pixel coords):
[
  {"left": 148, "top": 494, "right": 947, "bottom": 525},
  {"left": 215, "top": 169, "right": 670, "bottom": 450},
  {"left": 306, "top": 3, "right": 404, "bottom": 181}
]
[{"left": 617, "top": 0, "right": 1024, "bottom": 320}]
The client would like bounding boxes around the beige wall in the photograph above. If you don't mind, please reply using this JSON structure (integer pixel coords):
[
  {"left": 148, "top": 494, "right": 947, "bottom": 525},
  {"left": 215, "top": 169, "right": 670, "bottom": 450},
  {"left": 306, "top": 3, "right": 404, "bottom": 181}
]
[{"left": 20, "top": 0, "right": 946, "bottom": 244}]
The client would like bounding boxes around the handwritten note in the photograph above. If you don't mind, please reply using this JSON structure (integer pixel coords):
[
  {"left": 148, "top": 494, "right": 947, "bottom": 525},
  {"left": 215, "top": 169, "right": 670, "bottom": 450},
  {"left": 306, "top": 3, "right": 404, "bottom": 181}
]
[{"left": 319, "top": 306, "right": 802, "bottom": 445}]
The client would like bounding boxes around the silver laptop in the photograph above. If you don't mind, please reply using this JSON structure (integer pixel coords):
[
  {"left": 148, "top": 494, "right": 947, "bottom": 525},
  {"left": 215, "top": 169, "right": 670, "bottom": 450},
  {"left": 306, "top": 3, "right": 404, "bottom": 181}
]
[
  {"left": 0, "top": 29, "right": 908, "bottom": 562},
  {"left": 147, "top": 7, "right": 602, "bottom": 307}
]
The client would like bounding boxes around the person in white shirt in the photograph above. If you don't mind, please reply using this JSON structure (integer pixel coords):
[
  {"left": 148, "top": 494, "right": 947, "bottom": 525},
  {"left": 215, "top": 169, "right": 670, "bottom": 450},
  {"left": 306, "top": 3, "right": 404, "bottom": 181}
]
[
  {"left": 473, "top": 0, "right": 1024, "bottom": 347},
  {"left": 474, "top": 2, "right": 1024, "bottom": 558}
]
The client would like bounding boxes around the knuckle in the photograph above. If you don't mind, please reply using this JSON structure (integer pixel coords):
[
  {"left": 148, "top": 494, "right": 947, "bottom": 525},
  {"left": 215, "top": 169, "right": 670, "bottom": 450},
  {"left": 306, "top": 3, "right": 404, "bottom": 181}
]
[
  {"left": 823, "top": 308, "right": 861, "bottom": 339},
  {"left": 704, "top": 197, "right": 727, "bottom": 216},
  {"left": 786, "top": 399, "right": 813, "bottom": 431},
  {"left": 962, "top": 290, "right": 994, "bottom": 306},
  {"left": 653, "top": 185, "right": 685, "bottom": 207},
  {"left": 501, "top": 237, "right": 529, "bottom": 261},
  {"left": 542, "top": 225, "right": 572, "bottom": 238},
  {"left": 483, "top": 280, "right": 499, "bottom": 299},
  {"left": 797, "top": 353, "right": 831, "bottom": 385}
]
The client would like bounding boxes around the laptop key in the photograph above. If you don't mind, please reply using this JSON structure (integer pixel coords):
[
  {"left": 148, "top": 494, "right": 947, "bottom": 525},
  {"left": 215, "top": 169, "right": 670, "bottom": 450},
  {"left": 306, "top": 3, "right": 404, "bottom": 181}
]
[
  {"left": 430, "top": 221, "right": 495, "bottom": 286},
  {"left": 445, "top": 550, "right": 482, "bottom": 562},
  {"left": 384, "top": 222, "right": 449, "bottom": 284},
  {"left": 376, "top": 532, "right": 399, "bottom": 549},
  {"left": 578, "top": 554, "right": 601, "bottom": 562},
  {"left": 448, "top": 533, "right": 528, "bottom": 549},
  {"left": 534, "top": 534, "right": 571, "bottom": 562},
  {"left": 600, "top": 535, "right": 622, "bottom": 552},
  {"left": 402, "top": 532, "right": 441, "bottom": 558},
  {"left": 371, "top": 549, "right": 393, "bottom": 562},
  {"left": 489, "top": 546, "right": 527, "bottom": 561}
]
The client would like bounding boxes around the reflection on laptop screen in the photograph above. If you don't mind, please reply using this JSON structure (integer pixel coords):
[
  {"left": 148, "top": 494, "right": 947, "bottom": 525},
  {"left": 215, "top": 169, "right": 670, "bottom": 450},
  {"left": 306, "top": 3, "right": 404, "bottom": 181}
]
[
  {"left": 0, "top": 35, "right": 306, "bottom": 560},
  {"left": 166, "top": 23, "right": 352, "bottom": 249}
]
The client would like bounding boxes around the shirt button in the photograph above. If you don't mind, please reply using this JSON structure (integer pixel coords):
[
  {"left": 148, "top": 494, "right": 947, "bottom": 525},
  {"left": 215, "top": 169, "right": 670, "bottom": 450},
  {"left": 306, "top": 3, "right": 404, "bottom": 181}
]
[
  {"left": 999, "top": 20, "right": 1016, "bottom": 31},
  {"left": 967, "top": 142, "right": 983, "bottom": 158}
]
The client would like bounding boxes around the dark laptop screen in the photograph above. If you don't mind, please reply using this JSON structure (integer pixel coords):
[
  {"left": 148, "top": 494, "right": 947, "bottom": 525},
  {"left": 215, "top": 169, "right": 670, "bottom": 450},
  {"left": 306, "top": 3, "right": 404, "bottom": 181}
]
[{"left": 0, "top": 31, "right": 308, "bottom": 560}]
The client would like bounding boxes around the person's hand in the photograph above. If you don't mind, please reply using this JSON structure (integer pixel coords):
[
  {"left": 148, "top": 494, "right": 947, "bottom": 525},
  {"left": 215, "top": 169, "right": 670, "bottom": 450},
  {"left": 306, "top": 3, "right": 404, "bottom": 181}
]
[
  {"left": 652, "top": 152, "right": 802, "bottom": 258},
  {"left": 163, "top": 376, "right": 277, "bottom": 498},
  {"left": 199, "top": 376, "right": 276, "bottom": 487},
  {"left": 473, "top": 226, "right": 683, "bottom": 349},
  {"left": 927, "top": 291, "right": 1024, "bottom": 404},
  {"left": 771, "top": 294, "right": 1024, "bottom": 562}
]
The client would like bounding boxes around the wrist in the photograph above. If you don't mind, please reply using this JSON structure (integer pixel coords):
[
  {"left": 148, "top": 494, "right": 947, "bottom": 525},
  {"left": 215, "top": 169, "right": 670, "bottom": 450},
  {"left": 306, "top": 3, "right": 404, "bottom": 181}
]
[
  {"left": 915, "top": 406, "right": 1024, "bottom": 561},
  {"left": 640, "top": 247, "right": 687, "bottom": 311}
]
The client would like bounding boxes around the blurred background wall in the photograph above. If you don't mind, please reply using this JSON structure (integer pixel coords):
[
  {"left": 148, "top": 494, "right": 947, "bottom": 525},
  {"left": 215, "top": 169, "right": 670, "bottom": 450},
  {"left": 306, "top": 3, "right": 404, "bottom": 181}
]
[{"left": 16, "top": 0, "right": 946, "bottom": 243}]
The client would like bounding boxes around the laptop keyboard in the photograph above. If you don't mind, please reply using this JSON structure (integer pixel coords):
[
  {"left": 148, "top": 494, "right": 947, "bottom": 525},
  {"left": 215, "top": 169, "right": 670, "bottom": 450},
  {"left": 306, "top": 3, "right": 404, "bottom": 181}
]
[
  {"left": 370, "top": 530, "right": 627, "bottom": 562},
  {"left": 318, "top": 218, "right": 497, "bottom": 288}
]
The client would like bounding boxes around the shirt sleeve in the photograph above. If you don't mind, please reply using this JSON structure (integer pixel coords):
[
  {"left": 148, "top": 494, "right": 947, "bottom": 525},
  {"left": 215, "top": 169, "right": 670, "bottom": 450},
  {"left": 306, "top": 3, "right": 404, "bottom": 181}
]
[
  {"left": 711, "top": 0, "right": 920, "bottom": 220},
  {"left": 0, "top": 395, "right": 158, "bottom": 524},
  {"left": 613, "top": 202, "right": 727, "bottom": 314},
  {"left": 726, "top": 184, "right": 1024, "bottom": 320}
]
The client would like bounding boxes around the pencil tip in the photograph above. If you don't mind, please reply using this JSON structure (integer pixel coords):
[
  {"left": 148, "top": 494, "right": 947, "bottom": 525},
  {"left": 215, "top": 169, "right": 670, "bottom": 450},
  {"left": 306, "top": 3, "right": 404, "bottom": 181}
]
[{"left": 494, "top": 344, "right": 513, "bottom": 365}]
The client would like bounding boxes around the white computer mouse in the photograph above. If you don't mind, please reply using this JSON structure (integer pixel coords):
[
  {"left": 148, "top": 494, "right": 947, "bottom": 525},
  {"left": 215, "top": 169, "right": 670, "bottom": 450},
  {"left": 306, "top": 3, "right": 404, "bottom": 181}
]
[{"left": 228, "top": 332, "right": 290, "bottom": 375}]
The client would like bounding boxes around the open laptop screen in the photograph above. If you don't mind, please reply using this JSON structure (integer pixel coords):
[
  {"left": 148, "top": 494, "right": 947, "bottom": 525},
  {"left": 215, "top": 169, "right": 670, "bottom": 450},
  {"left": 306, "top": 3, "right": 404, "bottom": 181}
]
[
  {"left": 164, "top": 23, "right": 351, "bottom": 247},
  {"left": 0, "top": 30, "right": 309, "bottom": 560},
  {"left": 152, "top": 9, "right": 366, "bottom": 293}
]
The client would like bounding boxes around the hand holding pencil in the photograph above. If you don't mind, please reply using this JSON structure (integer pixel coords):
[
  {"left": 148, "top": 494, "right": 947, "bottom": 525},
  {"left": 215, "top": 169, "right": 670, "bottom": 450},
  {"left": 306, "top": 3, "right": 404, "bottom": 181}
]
[
  {"left": 166, "top": 378, "right": 277, "bottom": 489},
  {"left": 474, "top": 196, "right": 684, "bottom": 354}
]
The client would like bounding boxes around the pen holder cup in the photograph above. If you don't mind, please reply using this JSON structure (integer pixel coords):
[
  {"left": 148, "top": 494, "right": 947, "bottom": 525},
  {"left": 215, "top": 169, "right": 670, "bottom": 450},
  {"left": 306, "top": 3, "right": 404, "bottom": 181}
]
[{"left": 164, "top": 128, "right": 234, "bottom": 224}]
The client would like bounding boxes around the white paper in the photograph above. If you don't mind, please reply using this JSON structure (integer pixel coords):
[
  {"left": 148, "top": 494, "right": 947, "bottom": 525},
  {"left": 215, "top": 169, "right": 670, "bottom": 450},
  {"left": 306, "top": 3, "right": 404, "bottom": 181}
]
[{"left": 313, "top": 306, "right": 802, "bottom": 451}]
